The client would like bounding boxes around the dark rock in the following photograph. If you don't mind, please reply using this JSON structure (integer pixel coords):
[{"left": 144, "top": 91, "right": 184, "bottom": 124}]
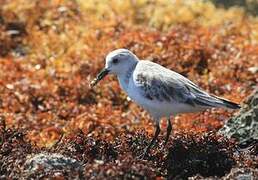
[{"left": 220, "top": 89, "right": 258, "bottom": 145}]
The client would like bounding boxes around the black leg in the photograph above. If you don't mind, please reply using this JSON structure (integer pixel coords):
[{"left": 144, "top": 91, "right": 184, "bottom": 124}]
[
  {"left": 141, "top": 122, "right": 160, "bottom": 158},
  {"left": 164, "top": 117, "right": 172, "bottom": 146}
]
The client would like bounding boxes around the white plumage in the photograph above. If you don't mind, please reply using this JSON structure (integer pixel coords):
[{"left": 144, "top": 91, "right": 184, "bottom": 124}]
[{"left": 90, "top": 48, "right": 240, "bottom": 157}]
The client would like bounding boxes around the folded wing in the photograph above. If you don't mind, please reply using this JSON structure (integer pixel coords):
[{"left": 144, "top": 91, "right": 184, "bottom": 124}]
[{"left": 133, "top": 61, "right": 240, "bottom": 109}]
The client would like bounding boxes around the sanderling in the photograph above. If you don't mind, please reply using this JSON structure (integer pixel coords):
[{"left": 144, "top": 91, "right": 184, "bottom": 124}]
[{"left": 90, "top": 49, "right": 240, "bottom": 157}]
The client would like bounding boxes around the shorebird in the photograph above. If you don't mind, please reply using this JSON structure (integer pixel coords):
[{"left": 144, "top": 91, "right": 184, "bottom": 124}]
[{"left": 90, "top": 49, "right": 240, "bottom": 157}]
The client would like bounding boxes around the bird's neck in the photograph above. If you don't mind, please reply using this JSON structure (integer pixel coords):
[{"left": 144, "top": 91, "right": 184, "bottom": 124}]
[{"left": 117, "top": 62, "right": 137, "bottom": 91}]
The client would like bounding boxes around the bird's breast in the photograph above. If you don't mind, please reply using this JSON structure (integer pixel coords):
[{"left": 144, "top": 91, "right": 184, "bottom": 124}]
[{"left": 127, "top": 77, "right": 159, "bottom": 105}]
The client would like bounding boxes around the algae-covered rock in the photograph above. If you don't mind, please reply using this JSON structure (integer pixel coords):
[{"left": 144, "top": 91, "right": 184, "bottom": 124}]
[
  {"left": 22, "top": 153, "right": 83, "bottom": 179},
  {"left": 220, "top": 89, "right": 258, "bottom": 144}
]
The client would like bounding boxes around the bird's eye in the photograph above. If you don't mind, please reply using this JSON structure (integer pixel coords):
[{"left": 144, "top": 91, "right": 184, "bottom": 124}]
[{"left": 112, "top": 58, "right": 118, "bottom": 64}]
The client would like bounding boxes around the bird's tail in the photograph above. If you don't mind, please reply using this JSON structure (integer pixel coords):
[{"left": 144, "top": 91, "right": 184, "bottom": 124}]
[
  {"left": 185, "top": 80, "right": 241, "bottom": 109},
  {"left": 211, "top": 95, "right": 241, "bottom": 109}
]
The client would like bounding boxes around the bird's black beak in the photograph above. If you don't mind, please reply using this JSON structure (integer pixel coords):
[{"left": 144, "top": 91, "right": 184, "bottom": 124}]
[{"left": 90, "top": 68, "right": 110, "bottom": 87}]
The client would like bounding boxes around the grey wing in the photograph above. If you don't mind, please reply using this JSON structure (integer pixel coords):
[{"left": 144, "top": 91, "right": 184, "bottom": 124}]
[
  {"left": 133, "top": 65, "right": 197, "bottom": 105},
  {"left": 133, "top": 61, "right": 225, "bottom": 107}
]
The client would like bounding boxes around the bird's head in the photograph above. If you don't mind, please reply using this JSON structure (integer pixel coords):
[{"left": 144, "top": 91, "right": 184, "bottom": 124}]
[{"left": 90, "top": 49, "right": 139, "bottom": 87}]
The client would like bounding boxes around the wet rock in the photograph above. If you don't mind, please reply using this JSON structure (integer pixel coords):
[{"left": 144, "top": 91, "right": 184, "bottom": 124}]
[
  {"left": 22, "top": 153, "right": 83, "bottom": 179},
  {"left": 220, "top": 89, "right": 258, "bottom": 145}
]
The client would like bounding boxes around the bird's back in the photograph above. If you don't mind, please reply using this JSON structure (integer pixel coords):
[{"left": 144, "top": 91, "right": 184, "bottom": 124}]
[{"left": 130, "top": 60, "right": 240, "bottom": 117}]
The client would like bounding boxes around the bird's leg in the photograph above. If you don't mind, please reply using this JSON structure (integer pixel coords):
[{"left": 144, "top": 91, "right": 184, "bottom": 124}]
[
  {"left": 141, "top": 122, "right": 160, "bottom": 158},
  {"left": 164, "top": 117, "right": 172, "bottom": 146}
]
